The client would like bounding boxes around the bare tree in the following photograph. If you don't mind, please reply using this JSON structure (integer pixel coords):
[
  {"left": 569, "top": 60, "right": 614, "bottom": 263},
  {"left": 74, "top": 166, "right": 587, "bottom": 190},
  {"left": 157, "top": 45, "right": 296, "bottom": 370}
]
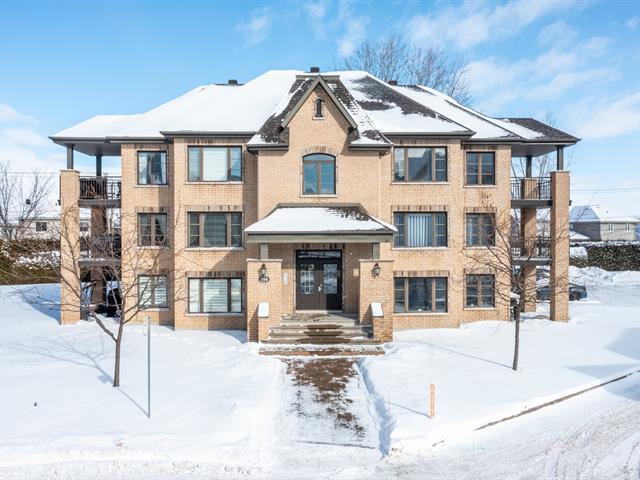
[
  {"left": 341, "top": 35, "right": 472, "bottom": 106},
  {"left": 2, "top": 205, "right": 183, "bottom": 387},
  {"left": 0, "top": 159, "right": 53, "bottom": 240},
  {"left": 462, "top": 194, "right": 569, "bottom": 371}
]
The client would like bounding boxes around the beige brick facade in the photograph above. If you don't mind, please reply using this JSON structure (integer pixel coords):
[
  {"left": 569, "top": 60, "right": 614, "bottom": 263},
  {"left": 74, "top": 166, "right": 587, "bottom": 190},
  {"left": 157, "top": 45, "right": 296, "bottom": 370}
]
[{"left": 57, "top": 79, "right": 570, "bottom": 340}]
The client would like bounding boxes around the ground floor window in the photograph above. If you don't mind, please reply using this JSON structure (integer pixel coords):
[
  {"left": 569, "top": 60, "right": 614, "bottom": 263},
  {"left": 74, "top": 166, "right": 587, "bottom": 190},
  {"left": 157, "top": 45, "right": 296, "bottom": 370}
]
[
  {"left": 138, "top": 275, "right": 168, "bottom": 308},
  {"left": 394, "top": 277, "right": 447, "bottom": 313},
  {"left": 188, "top": 278, "right": 242, "bottom": 313},
  {"left": 465, "top": 274, "right": 495, "bottom": 308}
]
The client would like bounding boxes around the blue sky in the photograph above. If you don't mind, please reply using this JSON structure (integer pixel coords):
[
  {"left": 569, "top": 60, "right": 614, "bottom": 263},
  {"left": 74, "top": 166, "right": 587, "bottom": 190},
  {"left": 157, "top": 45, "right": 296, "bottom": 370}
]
[{"left": 1, "top": 0, "right": 639, "bottom": 214}]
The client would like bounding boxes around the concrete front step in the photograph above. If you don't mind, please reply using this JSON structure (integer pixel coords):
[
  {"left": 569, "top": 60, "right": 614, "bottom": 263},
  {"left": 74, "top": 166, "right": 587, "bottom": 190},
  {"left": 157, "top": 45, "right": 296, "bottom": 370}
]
[{"left": 266, "top": 312, "right": 376, "bottom": 345}]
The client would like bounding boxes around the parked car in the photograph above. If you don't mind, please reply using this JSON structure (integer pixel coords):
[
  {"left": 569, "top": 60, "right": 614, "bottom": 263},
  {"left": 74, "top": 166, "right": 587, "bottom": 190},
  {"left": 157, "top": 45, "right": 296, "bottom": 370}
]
[{"left": 537, "top": 283, "right": 587, "bottom": 301}]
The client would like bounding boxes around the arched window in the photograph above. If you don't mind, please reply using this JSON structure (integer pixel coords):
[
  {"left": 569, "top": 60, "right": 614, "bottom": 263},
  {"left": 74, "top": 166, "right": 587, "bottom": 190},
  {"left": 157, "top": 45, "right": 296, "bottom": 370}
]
[
  {"left": 303, "top": 153, "right": 335, "bottom": 195},
  {"left": 314, "top": 98, "right": 324, "bottom": 118}
]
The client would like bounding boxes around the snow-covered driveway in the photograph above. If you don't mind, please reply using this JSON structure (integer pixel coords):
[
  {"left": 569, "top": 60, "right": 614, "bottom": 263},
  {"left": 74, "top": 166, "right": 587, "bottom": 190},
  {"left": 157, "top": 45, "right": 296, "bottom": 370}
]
[{"left": 367, "top": 371, "right": 640, "bottom": 480}]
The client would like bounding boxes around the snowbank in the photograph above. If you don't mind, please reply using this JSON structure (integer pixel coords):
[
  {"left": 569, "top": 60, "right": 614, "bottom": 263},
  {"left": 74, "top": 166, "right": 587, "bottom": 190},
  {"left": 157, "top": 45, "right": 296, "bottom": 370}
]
[
  {"left": 361, "top": 268, "right": 640, "bottom": 451},
  {"left": 570, "top": 266, "right": 640, "bottom": 286}
]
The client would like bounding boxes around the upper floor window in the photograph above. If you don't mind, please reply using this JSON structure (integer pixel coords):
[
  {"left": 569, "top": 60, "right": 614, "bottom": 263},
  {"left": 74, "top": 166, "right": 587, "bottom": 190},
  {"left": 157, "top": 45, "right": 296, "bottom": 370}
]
[
  {"left": 314, "top": 98, "right": 324, "bottom": 118},
  {"left": 394, "top": 277, "right": 447, "bottom": 313},
  {"left": 608, "top": 223, "right": 614, "bottom": 232},
  {"left": 35, "top": 221, "right": 47, "bottom": 232},
  {"left": 394, "top": 147, "right": 447, "bottom": 182},
  {"left": 80, "top": 221, "right": 89, "bottom": 233},
  {"left": 139, "top": 275, "right": 168, "bottom": 309},
  {"left": 625, "top": 223, "right": 631, "bottom": 231},
  {"left": 188, "top": 277, "right": 242, "bottom": 313},
  {"left": 393, "top": 212, "right": 447, "bottom": 247},
  {"left": 188, "top": 147, "right": 242, "bottom": 182},
  {"left": 466, "top": 152, "right": 495, "bottom": 185},
  {"left": 138, "top": 213, "right": 168, "bottom": 246},
  {"left": 138, "top": 151, "right": 167, "bottom": 185},
  {"left": 465, "top": 274, "right": 495, "bottom": 308},
  {"left": 303, "top": 153, "right": 335, "bottom": 195},
  {"left": 466, "top": 213, "right": 494, "bottom": 247},
  {"left": 188, "top": 212, "right": 242, "bottom": 248}
]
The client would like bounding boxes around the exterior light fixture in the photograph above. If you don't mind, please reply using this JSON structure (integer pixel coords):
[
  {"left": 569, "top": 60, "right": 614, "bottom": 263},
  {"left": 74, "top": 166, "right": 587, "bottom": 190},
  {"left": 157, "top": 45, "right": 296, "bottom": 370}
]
[
  {"left": 372, "top": 262, "right": 381, "bottom": 277},
  {"left": 259, "top": 263, "right": 270, "bottom": 283}
]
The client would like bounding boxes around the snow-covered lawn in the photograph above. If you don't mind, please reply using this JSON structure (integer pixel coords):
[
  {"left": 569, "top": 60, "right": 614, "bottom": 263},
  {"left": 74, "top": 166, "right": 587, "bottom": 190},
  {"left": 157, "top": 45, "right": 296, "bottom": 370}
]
[
  {"left": 0, "top": 284, "right": 284, "bottom": 478},
  {"left": 1, "top": 266, "right": 639, "bottom": 477},
  {"left": 361, "top": 266, "right": 640, "bottom": 451}
]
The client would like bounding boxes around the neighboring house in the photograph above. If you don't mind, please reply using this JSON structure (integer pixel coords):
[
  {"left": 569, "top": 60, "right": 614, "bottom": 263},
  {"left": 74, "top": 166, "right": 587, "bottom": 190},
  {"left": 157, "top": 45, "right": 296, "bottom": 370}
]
[
  {"left": 0, "top": 210, "right": 91, "bottom": 241},
  {"left": 51, "top": 68, "right": 578, "bottom": 343},
  {"left": 570, "top": 205, "right": 638, "bottom": 242}
]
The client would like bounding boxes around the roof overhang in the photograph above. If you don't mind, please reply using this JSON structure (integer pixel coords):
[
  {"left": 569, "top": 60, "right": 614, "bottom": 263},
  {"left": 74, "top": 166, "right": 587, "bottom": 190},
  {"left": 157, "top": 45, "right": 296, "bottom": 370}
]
[
  {"left": 245, "top": 204, "right": 396, "bottom": 244},
  {"left": 50, "top": 136, "right": 167, "bottom": 156}
]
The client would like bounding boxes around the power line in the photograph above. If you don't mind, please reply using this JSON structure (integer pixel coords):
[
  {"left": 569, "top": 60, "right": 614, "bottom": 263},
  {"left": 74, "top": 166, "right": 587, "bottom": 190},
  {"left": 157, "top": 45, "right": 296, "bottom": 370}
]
[{"left": 573, "top": 186, "right": 640, "bottom": 193}]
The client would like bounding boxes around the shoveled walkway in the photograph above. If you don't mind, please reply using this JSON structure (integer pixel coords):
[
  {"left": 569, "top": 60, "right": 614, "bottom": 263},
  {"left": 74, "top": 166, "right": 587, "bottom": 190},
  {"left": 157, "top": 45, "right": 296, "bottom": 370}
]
[{"left": 271, "top": 356, "right": 383, "bottom": 478}]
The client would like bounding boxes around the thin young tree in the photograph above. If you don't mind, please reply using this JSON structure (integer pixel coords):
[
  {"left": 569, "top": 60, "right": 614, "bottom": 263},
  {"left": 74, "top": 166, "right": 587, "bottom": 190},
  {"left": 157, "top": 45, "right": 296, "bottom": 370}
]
[
  {"left": 462, "top": 193, "right": 569, "bottom": 371},
  {"left": 0, "top": 159, "right": 53, "bottom": 240},
  {"left": 341, "top": 35, "right": 472, "bottom": 106},
  {"left": 3, "top": 204, "right": 182, "bottom": 387}
]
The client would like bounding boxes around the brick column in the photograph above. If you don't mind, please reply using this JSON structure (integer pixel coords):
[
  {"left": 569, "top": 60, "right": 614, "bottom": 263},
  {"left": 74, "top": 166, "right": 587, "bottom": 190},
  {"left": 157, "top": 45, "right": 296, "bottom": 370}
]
[
  {"left": 59, "top": 170, "right": 81, "bottom": 324},
  {"left": 359, "top": 259, "right": 394, "bottom": 342},
  {"left": 550, "top": 171, "right": 570, "bottom": 321},
  {"left": 246, "top": 258, "right": 282, "bottom": 342},
  {"left": 521, "top": 206, "right": 537, "bottom": 312}
]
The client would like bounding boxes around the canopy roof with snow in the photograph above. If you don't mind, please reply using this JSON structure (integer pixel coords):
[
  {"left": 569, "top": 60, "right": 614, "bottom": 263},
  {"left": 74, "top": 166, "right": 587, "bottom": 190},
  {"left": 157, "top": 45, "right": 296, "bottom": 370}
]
[
  {"left": 244, "top": 205, "right": 396, "bottom": 243},
  {"left": 570, "top": 205, "right": 639, "bottom": 223},
  {"left": 51, "top": 70, "right": 578, "bottom": 157}
]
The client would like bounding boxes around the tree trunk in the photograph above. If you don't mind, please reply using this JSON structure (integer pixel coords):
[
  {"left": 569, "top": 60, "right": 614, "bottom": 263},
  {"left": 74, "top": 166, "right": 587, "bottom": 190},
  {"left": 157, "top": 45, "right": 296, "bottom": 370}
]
[
  {"left": 512, "top": 304, "right": 521, "bottom": 371},
  {"left": 113, "top": 320, "right": 125, "bottom": 387}
]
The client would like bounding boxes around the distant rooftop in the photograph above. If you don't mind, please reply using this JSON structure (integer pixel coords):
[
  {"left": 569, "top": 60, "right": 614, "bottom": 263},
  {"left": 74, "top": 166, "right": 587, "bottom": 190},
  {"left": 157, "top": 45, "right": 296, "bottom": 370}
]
[{"left": 570, "top": 205, "right": 639, "bottom": 223}]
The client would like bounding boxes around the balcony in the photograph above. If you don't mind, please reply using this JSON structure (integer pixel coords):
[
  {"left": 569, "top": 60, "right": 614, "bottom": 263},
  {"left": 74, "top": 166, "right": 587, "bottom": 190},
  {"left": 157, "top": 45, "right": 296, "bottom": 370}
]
[
  {"left": 79, "top": 234, "right": 121, "bottom": 267},
  {"left": 511, "top": 235, "right": 551, "bottom": 265},
  {"left": 510, "top": 177, "right": 552, "bottom": 208},
  {"left": 78, "top": 176, "right": 121, "bottom": 208}
]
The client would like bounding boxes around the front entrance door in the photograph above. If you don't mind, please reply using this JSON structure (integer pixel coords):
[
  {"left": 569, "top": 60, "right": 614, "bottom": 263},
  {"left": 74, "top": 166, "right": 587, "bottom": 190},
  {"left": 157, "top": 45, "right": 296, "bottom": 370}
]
[{"left": 296, "top": 250, "right": 342, "bottom": 310}]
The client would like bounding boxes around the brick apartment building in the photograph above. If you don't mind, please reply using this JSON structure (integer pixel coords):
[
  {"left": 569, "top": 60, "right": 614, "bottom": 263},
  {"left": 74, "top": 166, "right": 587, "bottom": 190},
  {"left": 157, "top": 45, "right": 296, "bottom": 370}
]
[{"left": 51, "top": 69, "right": 578, "bottom": 343}]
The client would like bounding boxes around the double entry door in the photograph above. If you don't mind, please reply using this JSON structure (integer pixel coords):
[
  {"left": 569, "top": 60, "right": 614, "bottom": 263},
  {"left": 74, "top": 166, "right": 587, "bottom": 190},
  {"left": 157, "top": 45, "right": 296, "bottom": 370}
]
[{"left": 295, "top": 250, "right": 342, "bottom": 311}]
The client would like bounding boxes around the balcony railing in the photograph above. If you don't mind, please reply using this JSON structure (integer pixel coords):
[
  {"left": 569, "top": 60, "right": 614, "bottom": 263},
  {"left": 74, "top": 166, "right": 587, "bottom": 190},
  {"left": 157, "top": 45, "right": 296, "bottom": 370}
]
[
  {"left": 80, "top": 234, "right": 121, "bottom": 259},
  {"left": 510, "top": 177, "right": 551, "bottom": 201},
  {"left": 79, "top": 176, "right": 122, "bottom": 201},
  {"left": 511, "top": 235, "right": 551, "bottom": 259}
]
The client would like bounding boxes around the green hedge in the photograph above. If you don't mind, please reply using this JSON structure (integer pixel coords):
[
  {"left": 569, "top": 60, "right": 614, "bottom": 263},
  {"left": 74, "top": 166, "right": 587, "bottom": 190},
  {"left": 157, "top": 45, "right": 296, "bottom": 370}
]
[{"left": 570, "top": 241, "right": 640, "bottom": 271}]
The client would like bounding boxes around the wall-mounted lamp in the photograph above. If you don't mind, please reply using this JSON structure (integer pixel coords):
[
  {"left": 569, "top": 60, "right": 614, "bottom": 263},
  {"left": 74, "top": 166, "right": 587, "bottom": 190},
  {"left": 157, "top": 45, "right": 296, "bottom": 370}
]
[
  {"left": 372, "top": 262, "right": 381, "bottom": 277},
  {"left": 259, "top": 263, "right": 270, "bottom": 283}
]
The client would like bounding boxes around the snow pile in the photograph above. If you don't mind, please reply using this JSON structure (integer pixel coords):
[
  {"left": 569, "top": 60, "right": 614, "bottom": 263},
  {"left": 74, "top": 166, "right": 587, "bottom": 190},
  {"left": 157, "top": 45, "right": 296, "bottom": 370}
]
[
  {"left": 569, "top": 266, "right": 640, "bottom": 286},
  {"left": 570, "top": 246, "right": 587, "bottom": 259},
  {"left": 361, "top": 269, "right": 640, "bottom": 450}
]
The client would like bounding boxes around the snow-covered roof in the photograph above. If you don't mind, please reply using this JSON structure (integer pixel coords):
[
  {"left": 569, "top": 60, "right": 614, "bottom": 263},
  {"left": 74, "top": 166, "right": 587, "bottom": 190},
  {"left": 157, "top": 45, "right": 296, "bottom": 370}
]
[
  {"left": 570, "top": 230, "right": 590, "bottom": 241},
  {"left": 51, "top": 70, "right": 578, "bottom": 154},
  {"left": 244, "top": 205, "right": 395, "bottom": 235},
  {"left": 570, "top": 205, "right": 639, "bottom": 223}
]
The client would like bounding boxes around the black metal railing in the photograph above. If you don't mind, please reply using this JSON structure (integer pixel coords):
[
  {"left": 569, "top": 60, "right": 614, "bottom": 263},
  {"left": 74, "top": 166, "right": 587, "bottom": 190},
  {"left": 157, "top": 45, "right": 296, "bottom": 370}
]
[
  {"left": 80, "top": 234, "right": 121, "bottom": 259},
  {"left": 510, "top": 177, "right": 551, "bottom": 200},
  {"left": 511, "top": 235, "right": 551, "bottom": 258},
  {"left": 79, "top": 176, "right": 122, "bottom": 200}
]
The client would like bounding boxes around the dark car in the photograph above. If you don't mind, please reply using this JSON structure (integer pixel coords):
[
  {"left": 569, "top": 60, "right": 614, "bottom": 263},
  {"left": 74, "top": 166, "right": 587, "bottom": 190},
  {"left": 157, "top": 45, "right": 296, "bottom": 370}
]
[{"left": 537, "top": 283, "right": 587, "bottom": 301}]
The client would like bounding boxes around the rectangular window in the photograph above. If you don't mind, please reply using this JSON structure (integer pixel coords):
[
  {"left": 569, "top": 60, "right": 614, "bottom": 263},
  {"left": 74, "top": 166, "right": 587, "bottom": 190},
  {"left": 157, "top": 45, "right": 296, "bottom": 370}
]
[
  {"left": 35, "top": 221, "right": 47, "bottom": 232},
  {"left": 608, "top": 223, "right": 614, "bottom": 232},
  {"left": 188, "top": 278, "right": 242, "bottom": 313},
  {"left": 138, "top": 213, "right": 168, "bottom": 246},
  {"left": 625, "top": 224, "right": 630, "bottom": 231},
  {"left": 187, "top": 147, "right": 242, "bottom": 182},
  {"left": 394, "top": 277, "right": 447, "bottom": 313},
  {"left": 138, "top": 275, "right": 168, "bottom": 308},
  {"left": 466, "top": 213, "right": 494, "bottom": 247},
  {"left": 137, "top": 151, "right": 167, "bottom": 185},
  {"left": 466, "top": 152, "right": 495, "bottom": 185},
  {"left": 80, "top": 221, "right": 89, "bottom": 232},
  {"left": 465, "top": 274, "right": 495, "bottom": 308},
  {"left": 393, "top": 212, "right": 447, "bottom": 247},
  {"left": 188, "top": 212, "right": 242, "bottom": 247},
  {"left": 393, "top": 147, "right": 447, "bottom": 182}
]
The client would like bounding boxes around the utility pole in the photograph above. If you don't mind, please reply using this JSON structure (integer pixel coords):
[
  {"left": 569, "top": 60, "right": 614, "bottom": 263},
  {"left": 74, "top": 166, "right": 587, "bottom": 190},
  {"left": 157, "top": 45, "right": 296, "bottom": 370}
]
[{"left": 144, "top": 315, "right": 151, "bottom": 419}]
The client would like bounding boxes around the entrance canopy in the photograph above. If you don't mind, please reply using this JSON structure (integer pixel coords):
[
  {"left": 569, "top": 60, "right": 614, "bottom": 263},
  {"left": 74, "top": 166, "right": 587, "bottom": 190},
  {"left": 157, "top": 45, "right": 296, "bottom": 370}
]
[{"left": 245, "top": 205, "right": 396, "bottom": 243}]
